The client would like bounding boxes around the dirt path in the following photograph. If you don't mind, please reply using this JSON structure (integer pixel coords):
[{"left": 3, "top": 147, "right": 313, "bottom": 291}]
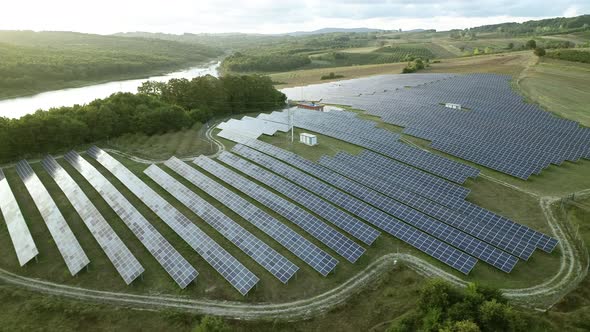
[
  {"left": 0, "top": 175, "right": 585, "bottom": 319},
  {"left": 0, "top": 120, "right": 586, "bottom": 319}
]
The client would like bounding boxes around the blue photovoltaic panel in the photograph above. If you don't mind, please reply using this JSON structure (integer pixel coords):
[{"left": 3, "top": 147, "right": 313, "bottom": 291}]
[
  {"left": 217, "top": 151, "right": 381, "bottom": 245},
  {"left": 64, "top": 151, "right": 198, "bottom": 289},
  {"left": 334, "top": 150, "right": 471, "bottom": 200},
  {"left": 42, "top": 156, "right": 144, "bottom": 285},
  {"left": 144, "top": 164, "right": 298, "bottom": 283},
  {"left": 233, "top": 138, "right": 557, "bottom": 255},
  {"left": 0, "top": 169, "right": 39, "bottom": 266},
  {"left": 164, "top": 157, "right": 338, "bottom": 276},
  {"left": 15, "top": 160, "right": 89, "bottom": 276},
  {"left": 231, "top": 144, "right": 477, "bottom": 275},
  {"left": 86, "top": 147, "right": 258, "bottom": 295},
  {"left": 194, "top": 155, "right": 365, "bottom": 263},
  {"left": 318, "top": 155, "right": 536, "bottom": 261},
  {"left": 312, "top": 155, "right": 518, "bottom": 272}
]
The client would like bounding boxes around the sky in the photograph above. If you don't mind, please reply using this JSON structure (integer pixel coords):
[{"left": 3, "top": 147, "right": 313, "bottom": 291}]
[{"left": 0, "top": 0, "right": 588, "bottom": 35}]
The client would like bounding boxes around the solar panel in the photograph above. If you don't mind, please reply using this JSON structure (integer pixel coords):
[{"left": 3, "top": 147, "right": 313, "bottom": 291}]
[
  {"left": 41, "top": 156, "right": 144, "bottom": 285},
  {"left": 144, "top": 164, "right": 298, "bottom": 284},
  {"left": 194, "top": 155, "right": 365, "bottom": 263},
  {"left": 278, "top": 73, "right": 590, "bottom": 179},
  {"left": 317, "top": 155, "right": 536, "bottom": 261},
  {"left": 310, "top": 156, "right": 519, "bottom": 272},
  {"left": 335, "top": 150, "right": 471, "bottom": 200},
  {"left": 86, "top": 147, "right": 259, "bottom": 294},
  {"left": 319, "top": 154, "right": 555, "bottom": 255},
  {"left": 0, "top": 168, "right": 39, "bottom": 266},
  {"left": 216, "top": 151, "right": 381, "bottom": 246},
  {"left": 15, "top": 160, "right": 89, "bottom": 276},
  {"left": 63, "top": 151, "right": 198, "bottom": 289},
  {"left": 231, "top": 144, "right": 478, "bottom": 275},
  {"left": 164, "top": 156, "right": 338, "bottom": 276}
]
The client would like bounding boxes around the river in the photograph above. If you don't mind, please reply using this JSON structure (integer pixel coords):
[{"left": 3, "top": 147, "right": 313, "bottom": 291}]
[{"left": 0, "top": 61, "right": 221, "bottom": 119}]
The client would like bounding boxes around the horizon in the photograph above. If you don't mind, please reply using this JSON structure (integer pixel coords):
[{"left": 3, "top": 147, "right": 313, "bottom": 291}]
[{"left": 0, "top": 1, "right": 588, "bottom": 35}]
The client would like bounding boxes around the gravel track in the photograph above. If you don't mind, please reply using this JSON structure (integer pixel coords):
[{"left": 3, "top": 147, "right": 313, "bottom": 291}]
[{"left": 0, "top": 126, "right": 587, "bottom": 319}]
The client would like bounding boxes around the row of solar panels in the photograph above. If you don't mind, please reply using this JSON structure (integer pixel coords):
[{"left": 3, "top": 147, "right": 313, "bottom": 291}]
[
  {"left": 217, "top": 110, "right": 558, "bottom": 255},
  {"left": 216, "top": 130, "right": 558, "bottom": 275},
  {"left": 280, "top": 73, "right": 590, "bottom": 179},
  {"left": 0, "top": 147, "right": 383, "bottom": 295},
  {"left": 219, "top": 108, "right": 480, "bottom": 184}
]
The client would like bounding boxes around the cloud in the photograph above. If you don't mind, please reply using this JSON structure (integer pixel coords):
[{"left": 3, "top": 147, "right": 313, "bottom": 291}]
[{"left": 0, "top": 0, "right": 587, "bottom": 34}]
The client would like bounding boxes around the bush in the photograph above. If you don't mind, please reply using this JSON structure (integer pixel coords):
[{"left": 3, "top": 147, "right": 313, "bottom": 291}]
[
  {"left": 546, "top": 49, "right": 590, "bottom": 63},
  {"left": 193, "top": 316, "right": 230, "bottom": 332},
  {"left": 389, "top": 280, "right": 532, "bottom": 332},
  {"left": 526, "top": 39, "right": 537, "bottom": 49},
  {"left": 401, "top": 58, "right": 426, "bottom": 74},
  {"left": 320, "top": 72, "right": 345, "bottom": 80},
  {"left": 534, "top": 47, "right": 546, "bottom": 56}
]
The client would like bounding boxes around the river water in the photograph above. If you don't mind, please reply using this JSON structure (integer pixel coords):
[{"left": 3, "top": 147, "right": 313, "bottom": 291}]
[{"left": 0, "top": 61, "right": 220, "bottom": 119}]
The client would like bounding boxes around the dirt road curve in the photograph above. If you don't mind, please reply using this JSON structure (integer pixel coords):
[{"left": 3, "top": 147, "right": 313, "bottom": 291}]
[
  {"left": 0, "top": 125, "right": 587, "bottom": 319},
  {"left": 0, "top": 183, "right": 585, "bottom": 320}
]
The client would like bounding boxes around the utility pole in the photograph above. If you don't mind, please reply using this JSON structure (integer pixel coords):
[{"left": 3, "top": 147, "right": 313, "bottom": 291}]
[{"left": 290, "top": 107, "right": 294, "bottom": 144}]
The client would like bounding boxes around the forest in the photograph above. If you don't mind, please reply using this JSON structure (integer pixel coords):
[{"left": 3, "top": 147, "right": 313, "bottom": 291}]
[
  {"left": 464, "top": 14, "right": 590, "bottom": 36},
  {"left": 0, "top": 74, "right": 285, "bottom": 162},
  {"left": 0, "top": 31, "right": 222, "bottom": 98}
]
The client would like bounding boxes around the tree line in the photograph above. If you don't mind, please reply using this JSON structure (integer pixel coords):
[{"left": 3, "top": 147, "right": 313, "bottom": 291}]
[
  {"left": 389, "top": 279, "right": 540, "bottom": 332},
  {"left": 221, "top": 52, "right": 311, "bottom": 72},
  {"left": 0, "top": 75, "right": 286, "bottom": 163}
]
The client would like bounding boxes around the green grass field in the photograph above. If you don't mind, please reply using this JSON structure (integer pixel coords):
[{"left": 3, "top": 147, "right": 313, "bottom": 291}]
[
  {"left": 105, "top": 123, "right": 215, "bottom": 160},
  {"left": 519, "top": 58, "right": 590, "bottom": 127}
]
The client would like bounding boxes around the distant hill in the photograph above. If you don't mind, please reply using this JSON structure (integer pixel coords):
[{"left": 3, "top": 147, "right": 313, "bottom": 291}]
[
  {"left": 285, "top": 27, "right": 383, "bottom": 36},
  {"left": 465, "top": 14, "right": 590, "bottom": 35},
  {"left": 0, "top": 30, "right": 222, "bottom": 98}
]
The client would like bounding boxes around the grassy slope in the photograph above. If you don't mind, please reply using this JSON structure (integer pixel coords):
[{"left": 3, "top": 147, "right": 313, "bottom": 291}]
[{"left": 519, "top": 58, "right": 590, "bottom": 126}]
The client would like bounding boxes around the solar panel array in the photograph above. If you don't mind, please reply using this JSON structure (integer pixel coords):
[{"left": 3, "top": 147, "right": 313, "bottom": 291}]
[
  {"left": 193, "top": 155, "right": 366, "bottom": 263},
  {"left": 231, "top": 142, "right": 520, "bottom": 273},
  {"left": 322, "top": 152, "right": 557, "bottom": 254},
  {"left": 15, "top": 160, "right": 90, "bottom": 276},
  {"left": 42, "top": 156, "right": 144, "bottom": 284},
  {"left": 230, "top": 144, "right": 478, "bottom": 275},
  {"left": 87, "top": 147, "right": 260, "bottom": 294},
  {"left": 144, "top": 164, "right": 298, "bottom": 284},
  {"left": 64, "top": 151, "right": 198, "bottom": 289},
  {"left": 259, "top": 108, "right": 479, "bottom": 183},
  {"left": 216, "top": 151, "right": 381, "bottom": 245},
  {"left": 164, "top": 157, "right": 339, "bottom": 276},
  {"left": 281, "top": 73, "right": 590, "bottom": 179},
  {"left": 0, "top": 169, "right": 39, "bottom": 266}
]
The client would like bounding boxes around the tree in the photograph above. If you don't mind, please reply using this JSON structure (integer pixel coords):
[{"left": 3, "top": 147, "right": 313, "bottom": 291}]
[
  {"left": 193, "top": 316, "right": 230, "bottom": 332},
  {"left": 473, "top": 48, "right": 480, "bottom": 55},
  {"left": 507, "top": 42, "right": 514, "bottom": 49},
  {"left": 478, "top": 300, "right": 512, "bottom": 332},
  {"left": 534, "top": 47, "right": 546, "bottom": 56},
  {"left": 526, "top": 39, "right": 537, "bottom": 49},
  {"left": 443, "top": 320, "right": 481, "bottom": 332}
]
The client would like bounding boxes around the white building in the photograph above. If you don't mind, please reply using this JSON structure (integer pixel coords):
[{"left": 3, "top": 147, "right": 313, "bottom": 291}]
[
  {"left": 445, "top": 103, "right": 462, "bottom": 110},
  {"left": 300, "top": 133, "right": 318, "bottom": 146}
]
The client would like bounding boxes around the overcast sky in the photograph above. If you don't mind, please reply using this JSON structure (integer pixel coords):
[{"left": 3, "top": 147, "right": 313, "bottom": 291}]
[{"left": 0, "top": 0, "right": 588, "bottom": 35}]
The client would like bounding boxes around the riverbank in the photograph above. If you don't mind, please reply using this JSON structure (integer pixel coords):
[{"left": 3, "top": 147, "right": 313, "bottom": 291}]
[
  {"left": 0, "top": 59, "right": 222, "bottom": 102},
  {"left": 0, "top": 61, "right": 221, "bottom": 119}
]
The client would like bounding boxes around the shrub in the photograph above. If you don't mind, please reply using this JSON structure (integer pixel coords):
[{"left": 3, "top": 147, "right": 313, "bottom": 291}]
[{"left": 534, "top": 47, "right": 546, "bottom": 56}]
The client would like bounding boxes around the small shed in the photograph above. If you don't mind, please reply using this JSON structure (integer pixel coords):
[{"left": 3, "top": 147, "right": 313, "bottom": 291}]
[
  {"left": 300, "top": 133, "right": 318, "bottom": 146},
  {"left": 297, "top": 102, "right": 324, "bottom": 111},
  {"left": 445, "top": 103, "right": 462, "bottom": 110}
]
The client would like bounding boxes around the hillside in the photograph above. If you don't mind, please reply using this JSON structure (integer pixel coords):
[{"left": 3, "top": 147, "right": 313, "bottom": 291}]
[{"left": 0, "top": 31, "right": 222, "bottom": 99}]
